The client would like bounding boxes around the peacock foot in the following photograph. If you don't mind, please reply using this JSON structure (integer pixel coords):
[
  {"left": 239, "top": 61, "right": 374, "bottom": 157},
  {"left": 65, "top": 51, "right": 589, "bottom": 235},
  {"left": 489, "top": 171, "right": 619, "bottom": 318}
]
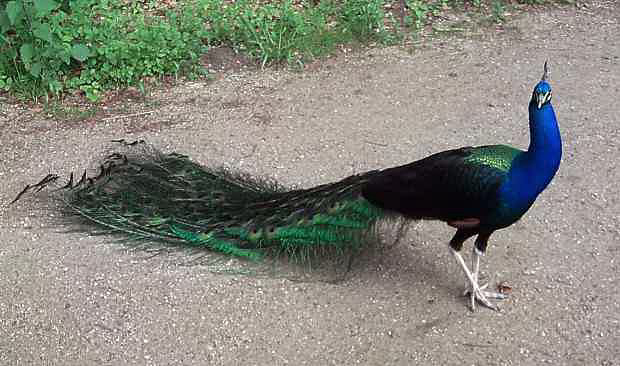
[
  {"left": 463, "top": 282, "right": 507, "bottom": 311},
  {"left": 450, "top": 247, "right": 507, "bottom": 311}
]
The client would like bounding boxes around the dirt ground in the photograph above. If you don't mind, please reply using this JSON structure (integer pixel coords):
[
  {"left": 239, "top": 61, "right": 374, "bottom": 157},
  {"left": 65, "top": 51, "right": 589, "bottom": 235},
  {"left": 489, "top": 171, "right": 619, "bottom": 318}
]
[{"left": 1, "top": 1, "right": 619, "bottom": 365}]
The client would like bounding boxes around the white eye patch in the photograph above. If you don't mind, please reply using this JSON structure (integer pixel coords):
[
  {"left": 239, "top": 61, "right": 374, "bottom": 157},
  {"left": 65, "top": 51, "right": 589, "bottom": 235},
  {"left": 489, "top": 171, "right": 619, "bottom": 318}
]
[
  {"left": 545, "top": 92, "right": 552, "bottom": 102},
  {"left": 537, "top": 91, "right": 552, "bottom": 108}
]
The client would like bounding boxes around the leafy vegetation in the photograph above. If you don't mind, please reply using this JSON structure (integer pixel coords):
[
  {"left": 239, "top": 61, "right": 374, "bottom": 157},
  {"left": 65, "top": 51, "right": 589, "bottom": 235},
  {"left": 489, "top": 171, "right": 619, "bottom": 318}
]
[
  {"left": 202, "top": 0, "right": 387, "bottom": 68},
  {"left": 0, "top": 0, "right": 210, "bottom": 101},
  {"left": 0, "top": 0, "right": 569, "bottom": 102}
]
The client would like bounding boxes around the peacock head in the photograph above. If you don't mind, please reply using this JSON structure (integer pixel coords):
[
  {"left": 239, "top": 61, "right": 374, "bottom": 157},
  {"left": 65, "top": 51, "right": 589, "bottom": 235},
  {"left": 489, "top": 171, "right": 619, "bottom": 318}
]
[{"left": 533, "top": 61, "right": 552, "bottom": 109}]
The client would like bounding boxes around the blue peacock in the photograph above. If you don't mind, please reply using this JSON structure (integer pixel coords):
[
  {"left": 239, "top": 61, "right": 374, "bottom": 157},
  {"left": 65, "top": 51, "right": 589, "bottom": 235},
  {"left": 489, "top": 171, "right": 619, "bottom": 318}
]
[{"left": 14, "top": 63, "right": 562, "bottom": 311}]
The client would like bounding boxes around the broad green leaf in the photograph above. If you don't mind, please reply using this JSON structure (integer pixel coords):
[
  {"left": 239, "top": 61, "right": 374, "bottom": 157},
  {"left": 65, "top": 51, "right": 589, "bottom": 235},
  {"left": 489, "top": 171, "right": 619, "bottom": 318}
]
[
  {"left": 6, "top": 1, "right": 21, "bottom": 25},
  {"left": 19, "top": 43, "right": 34, "bottom": 63},
  {"left": 33, "top": 22, "right": 52, "bottom": 42},
  {"left": 34, "top": 0, "right": 58, "bottom": 17},
  {"left": 70, "top": 43, "right": 90, "bottom": 61},
  {"left": 30, "top": 62, "right": 42, "bottom": 77}
]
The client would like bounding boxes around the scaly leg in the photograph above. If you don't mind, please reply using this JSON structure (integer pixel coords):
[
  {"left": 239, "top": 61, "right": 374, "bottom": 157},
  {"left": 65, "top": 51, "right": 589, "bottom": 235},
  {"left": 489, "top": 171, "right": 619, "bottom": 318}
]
[
  {"left": 462, "top": 247, "right": 508, "bottom": 310},
  {"left": 450, "top": 248, "right": 507, "bottom": 311},
  {"left": 462, "top": 246, "right": 483, "bottom": 309},
  {"left": 463, "top": 246, "right": 484, "bottom": 296}
]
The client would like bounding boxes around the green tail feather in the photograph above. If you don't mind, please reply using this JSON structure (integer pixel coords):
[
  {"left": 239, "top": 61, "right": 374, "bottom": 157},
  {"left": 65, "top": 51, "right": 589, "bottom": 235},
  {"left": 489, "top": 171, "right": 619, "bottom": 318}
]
[{"left": 41, "top": 142, "right": 387, "bottom": 261}]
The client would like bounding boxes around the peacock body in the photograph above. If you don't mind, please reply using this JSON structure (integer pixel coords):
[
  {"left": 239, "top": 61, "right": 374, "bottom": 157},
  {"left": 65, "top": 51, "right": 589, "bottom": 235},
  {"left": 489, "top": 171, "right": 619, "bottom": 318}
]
[{"left": 14, "top": 64, "right": 561, "bottom": 310}]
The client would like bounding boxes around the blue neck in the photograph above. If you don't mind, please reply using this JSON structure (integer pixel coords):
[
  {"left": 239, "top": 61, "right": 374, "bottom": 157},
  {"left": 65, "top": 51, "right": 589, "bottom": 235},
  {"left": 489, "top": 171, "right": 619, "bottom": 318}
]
[
  {"left": 501, "top": 99, "right": 562, "bottom": 212},
  {"left": 527, "top": 100, "right": 562, "bottom": 159},
  {"left": 524, "top": 99, "right": 562, "bottom": 184}
]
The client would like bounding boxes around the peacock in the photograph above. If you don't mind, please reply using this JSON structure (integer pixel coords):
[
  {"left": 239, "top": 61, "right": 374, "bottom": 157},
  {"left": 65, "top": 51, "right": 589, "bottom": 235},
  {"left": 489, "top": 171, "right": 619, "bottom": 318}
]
[{"left": 13, "top": 63, "right": 561, "bottom": 311}]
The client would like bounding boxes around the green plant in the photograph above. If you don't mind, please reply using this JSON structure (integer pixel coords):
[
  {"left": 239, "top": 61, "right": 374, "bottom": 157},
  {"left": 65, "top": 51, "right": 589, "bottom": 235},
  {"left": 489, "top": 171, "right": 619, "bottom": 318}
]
[
  {"left": 406, "top": 0, "right": 431, "bottom": 29},
  {"left": 338, "top": 0, "right": 386, "bottom": 41},
  {"left": 43, "top": 100, "right": 98, "bottom": 120},
  {"left": 236, "top": 1, "right": 313, "bottom": 66},
  {"left": 0, "top": 0, "right": 92, "bottom": 99},
  {"left": 201, "top": 0, "right": 380, "bottom": 66},
  {"left": 66, "top": 1, "right": 209, "bottom": 101},
  {"left": 0, "top": 0, "right": 564, "bottom": 103},
  {"left": 405, "top": 0, "right": 448, "bottom": 31},
  {"left": 491, "top": 0, "right": 506, "bottom": 22},
  {"left": 0, "top": 0, "right": 210, "bottom": 101}
]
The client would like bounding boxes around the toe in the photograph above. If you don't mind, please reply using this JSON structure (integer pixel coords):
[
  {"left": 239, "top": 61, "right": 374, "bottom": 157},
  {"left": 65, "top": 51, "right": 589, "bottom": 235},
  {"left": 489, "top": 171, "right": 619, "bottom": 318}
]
[
  {"left": 482, "top": 291, "right": 508, "bottom": 300},
  {"left": 477, "top": 294, "right": 498, "bottom": 310},
  {"left": 473, "top": 288, "right": 500, "bottom": 311}
]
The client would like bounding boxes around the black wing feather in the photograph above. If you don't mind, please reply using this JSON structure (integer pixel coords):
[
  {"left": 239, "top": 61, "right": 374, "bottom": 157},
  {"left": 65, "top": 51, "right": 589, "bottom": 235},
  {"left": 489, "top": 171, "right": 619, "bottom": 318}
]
[{"left": 361, "top": 147, "right": 506, "bottom": 222}]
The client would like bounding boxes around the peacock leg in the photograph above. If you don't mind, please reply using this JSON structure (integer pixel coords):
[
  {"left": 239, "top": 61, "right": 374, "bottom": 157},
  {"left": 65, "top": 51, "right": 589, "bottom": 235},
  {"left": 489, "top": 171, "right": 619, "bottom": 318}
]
[
  {"left": 463, "top": 247, "right": 483, "bottom": 309},
  {"left": 463, "top": 246, "right": 484, "bottom": 296},
  {"left": 450, "top": 248, "right": 498, "bottom": 311},
  {"left": 462, "top": 247, "right": 508, "bottom": 309},
  {"left": 448, "top": 229, "right": 506, "bottom": 310}
]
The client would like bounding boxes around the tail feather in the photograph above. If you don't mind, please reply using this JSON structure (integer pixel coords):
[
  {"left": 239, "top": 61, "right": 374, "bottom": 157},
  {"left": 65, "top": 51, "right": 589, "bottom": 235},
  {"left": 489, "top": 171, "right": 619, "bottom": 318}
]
[{"left": 15, "top": 142, "right": 388, "bottom": 260}]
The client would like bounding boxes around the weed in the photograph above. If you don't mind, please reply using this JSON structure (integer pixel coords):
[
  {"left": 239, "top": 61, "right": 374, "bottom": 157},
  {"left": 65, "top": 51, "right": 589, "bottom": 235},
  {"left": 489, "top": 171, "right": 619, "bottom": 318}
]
[
  {"left": 491, "top": 0, "right": 506, "bottom": 22},
  {"left": 339, "top": 0, "right": 386, "bottom": 41},
  {"left": 234, "top": 1, "right": 329, "bottom": 66},
  {"left": 43, "top": 100, "right": 98, "bottom": 121},
  {"left": 1, "top": 0, "right": 208, "bottom": 101},
  {"left": 0, "top": 0, "right": 568, "bottom": 103},
  {"left": 405, "top": 0, "right": 448, "bottom": 32},
  {"left": 406, "top": 0, "right": 430, "bottom": 30}
]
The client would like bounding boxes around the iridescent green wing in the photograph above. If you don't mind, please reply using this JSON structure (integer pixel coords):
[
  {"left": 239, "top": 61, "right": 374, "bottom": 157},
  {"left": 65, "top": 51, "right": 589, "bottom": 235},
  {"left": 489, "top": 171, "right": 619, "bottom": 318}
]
[{"left": 463, "top": 145, "right": 523, "bottom": 173}]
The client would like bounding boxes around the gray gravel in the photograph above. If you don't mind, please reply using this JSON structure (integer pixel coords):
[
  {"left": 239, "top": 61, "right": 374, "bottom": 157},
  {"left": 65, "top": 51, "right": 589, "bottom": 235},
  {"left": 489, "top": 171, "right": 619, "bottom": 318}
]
[{"left": 1, "top": 1, "right": 619, "bottom": 365}]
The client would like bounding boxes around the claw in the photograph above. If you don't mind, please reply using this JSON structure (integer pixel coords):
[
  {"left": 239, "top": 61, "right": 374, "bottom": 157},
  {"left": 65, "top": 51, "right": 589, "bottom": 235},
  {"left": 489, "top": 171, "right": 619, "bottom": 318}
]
[
  {"left": 470, "top": 283, "right": 501, "bottom": 311},
  {"left": 464, "top": 282, "right": 505, "bottom": 310},
  {"left": 463, "top": 282, "right": 488, "bottom": 296}
]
